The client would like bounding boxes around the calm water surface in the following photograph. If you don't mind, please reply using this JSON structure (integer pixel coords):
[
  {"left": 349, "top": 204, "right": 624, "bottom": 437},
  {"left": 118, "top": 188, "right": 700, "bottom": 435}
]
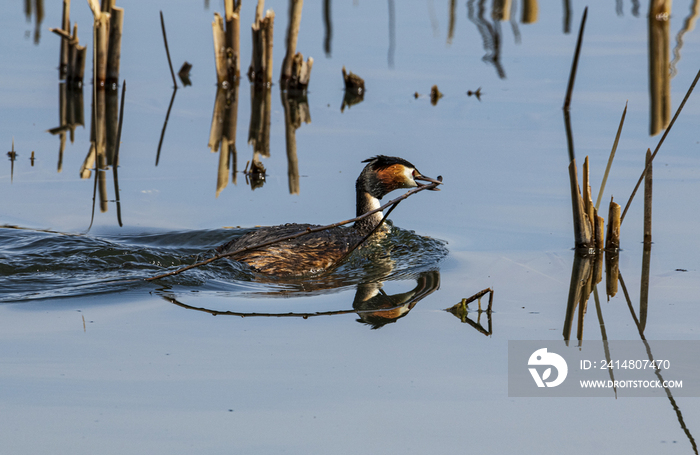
[{"left": 2, "top": 1, "right": 700, "bottom": 453}]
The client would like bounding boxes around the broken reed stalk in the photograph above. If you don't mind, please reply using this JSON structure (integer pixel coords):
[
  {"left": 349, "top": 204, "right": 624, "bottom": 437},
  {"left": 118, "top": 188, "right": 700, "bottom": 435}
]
[
  {"left": 94, "top": 12, "right": 109, "bottom": 88},
  {"left": 212, "top": 13, "right": 227, "bottom": 85},
  {"left": 144, "top": 180, "right": 442, "bottom": 282},
  {"left": 605, "top": 197, "right": 621, "bottom": 250},
  {"left": 106, "top": 6, "right": 123, "bottom": 87},
  {"left": 568, "top": 158, "right": 593, "bottom": 248},
  {"left": 52, "top": 21, "right": 86, "bottom": 86},
  {"left": 59, "top": 0, "right": 70, "bottom": 78},
  {"left": 224, "top": 0, "right": 241, "bottom": 79},
  {"left": 563, "top": 6, "right": 587, "bottom": 111},
  {"left": 620, "top": 67, "right": 700, "bottom": 224},
  {"left": 160, "top": 11, "right": 178, "bottom": 88},
  {"left": 281, "top": 0, "right": 304, "bottom": 83},
  {"left": 248, "top": 2, "right": 275, "bottom": 86},
  {"left": 595, "top": 101, "right": 627, "bottom": 211}
]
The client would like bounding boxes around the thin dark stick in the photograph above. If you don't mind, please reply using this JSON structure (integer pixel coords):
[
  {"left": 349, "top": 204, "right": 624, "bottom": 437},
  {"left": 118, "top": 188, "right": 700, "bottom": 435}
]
[
  {"left": 155, "top": 88, "right": 177, "bottom": 166},
  {"left": 620, "top": 67, "right": 700, "bottom": 224},
  {"left": 160, "top": 11, "right": 178, "bottom": 88},
  {"left": 144, "top": 181, "right": 441, "bottom": 282},
  {"left": 112, "top": 80, "right": 126, "bottom": 227},
  {"left": 563, "top": 6, "right": 588, "bottom": 111},
  {"left": 87, "top": 145, "right": 99, "bottom": 233}
]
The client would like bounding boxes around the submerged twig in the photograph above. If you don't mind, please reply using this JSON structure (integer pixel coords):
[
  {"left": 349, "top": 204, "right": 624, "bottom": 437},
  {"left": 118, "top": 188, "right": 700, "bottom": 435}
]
[
  {"left": 144, "top": 180, "right": 442, "bottom": 282},
  {"left": 620, "top": 67, "right": 700, "bottom": 224}
]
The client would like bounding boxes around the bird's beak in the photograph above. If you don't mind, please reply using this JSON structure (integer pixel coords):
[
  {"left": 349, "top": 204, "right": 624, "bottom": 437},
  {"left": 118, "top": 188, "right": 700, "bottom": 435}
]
[{"left": 415, "top": 174, "right": 443, "bottom": 191}]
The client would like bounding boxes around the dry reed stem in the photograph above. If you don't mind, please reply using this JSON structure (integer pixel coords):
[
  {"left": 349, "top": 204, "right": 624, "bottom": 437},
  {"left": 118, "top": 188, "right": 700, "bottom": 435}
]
[
  {"left": 643, "top": 149, "right": 653, "bottom": 244},
  {"left": 596, "top": 102, "right": 627, "bottom": 211},
  {"left": 605, "top": 198, "right": 621, "bottom": 250},
  {"left": 620, "top": 67, "right": 700, "bottom": 223}
]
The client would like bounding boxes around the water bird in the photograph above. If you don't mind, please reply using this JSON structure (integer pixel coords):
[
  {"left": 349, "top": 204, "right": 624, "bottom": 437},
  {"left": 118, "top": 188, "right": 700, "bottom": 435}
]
[{"left": 216, "top": 155, "right": 442, "bottom": 276}]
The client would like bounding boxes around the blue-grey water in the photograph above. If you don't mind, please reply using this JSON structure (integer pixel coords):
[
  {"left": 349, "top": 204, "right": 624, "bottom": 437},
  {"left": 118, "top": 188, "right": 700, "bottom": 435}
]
[{"left": 2, "top": 1, "right": 700, "bottom": 454}]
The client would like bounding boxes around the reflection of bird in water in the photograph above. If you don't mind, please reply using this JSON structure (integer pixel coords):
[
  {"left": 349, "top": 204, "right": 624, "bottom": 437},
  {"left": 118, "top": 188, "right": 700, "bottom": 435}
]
[
  {"left": 217, "top": 156, "right": 441, "bottom": 276},
  {"left": 354, "top": 271, "right": 440, "bottom": 329}
]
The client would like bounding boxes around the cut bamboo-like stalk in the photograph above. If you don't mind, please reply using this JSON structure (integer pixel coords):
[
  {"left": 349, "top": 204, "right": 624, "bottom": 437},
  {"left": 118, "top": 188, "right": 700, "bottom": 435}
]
[
  {"left": 249, "top": 7, "right": 275, "bottom": 86},
  {"left": 74, "top": 45, "right": 87, "bottom": 84},
  {"left": 582, "top": 156, "right": 595, "bottom": 232},
  {"left": 643, "top": 148, "right": 653, "bottom": 244},
  {"left": 605, "top": 197, "right": 621, "bottom": 250},
  {"left": 605, "top": 251, "right": 619, "bottom": 299},
  {"left": 94, "top": 13, "right": 110, "bottom": 88},
  {"left": 60, "top": 0, "right": 71, "bottom": 79},
  {"left": 648, "top": 0, "right": 671, "bottom": 136},
  {"left": 521, "top": 0, "right": 538, "bottom": 24},
  {"left": 225, "top": 0, "right": 241, "bottom": 79},
  {"left": 106, "top": 6, "right": 123, "bottom": 87},
  {"left": 595, "top": 211, "right": 605, "bottom": 250},
  {"left": 568, "top": 159, "right": 593, "bottom": 248},
  {"left": 281, "top": 0, "right": 304, "bottom": 84},
  {"left": 209, "top": 87, "right": 226, "bottom": 152},
  {"left": 264, "top": 11, "right": 275, "bottom": 84},
  {"left": 212, "top": 13, "right": 227, "bottom": 86}
]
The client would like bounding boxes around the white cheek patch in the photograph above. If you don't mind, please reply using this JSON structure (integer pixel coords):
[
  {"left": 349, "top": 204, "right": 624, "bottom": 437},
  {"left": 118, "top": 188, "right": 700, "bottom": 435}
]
[{"left": 403, "top": 167, "right": 418, "bottom": 188}]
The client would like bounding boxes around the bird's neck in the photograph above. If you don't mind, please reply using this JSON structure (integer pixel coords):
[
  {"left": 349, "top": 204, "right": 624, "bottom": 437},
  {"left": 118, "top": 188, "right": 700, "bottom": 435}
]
[{"left": 354, "top": 189, "right": 385, "bottom": 234}]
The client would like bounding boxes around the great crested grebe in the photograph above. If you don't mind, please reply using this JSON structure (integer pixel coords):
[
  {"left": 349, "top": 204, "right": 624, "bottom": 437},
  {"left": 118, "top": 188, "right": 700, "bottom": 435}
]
[{"left": 216, "top": 156, "right": 442, "bottom": 276}]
